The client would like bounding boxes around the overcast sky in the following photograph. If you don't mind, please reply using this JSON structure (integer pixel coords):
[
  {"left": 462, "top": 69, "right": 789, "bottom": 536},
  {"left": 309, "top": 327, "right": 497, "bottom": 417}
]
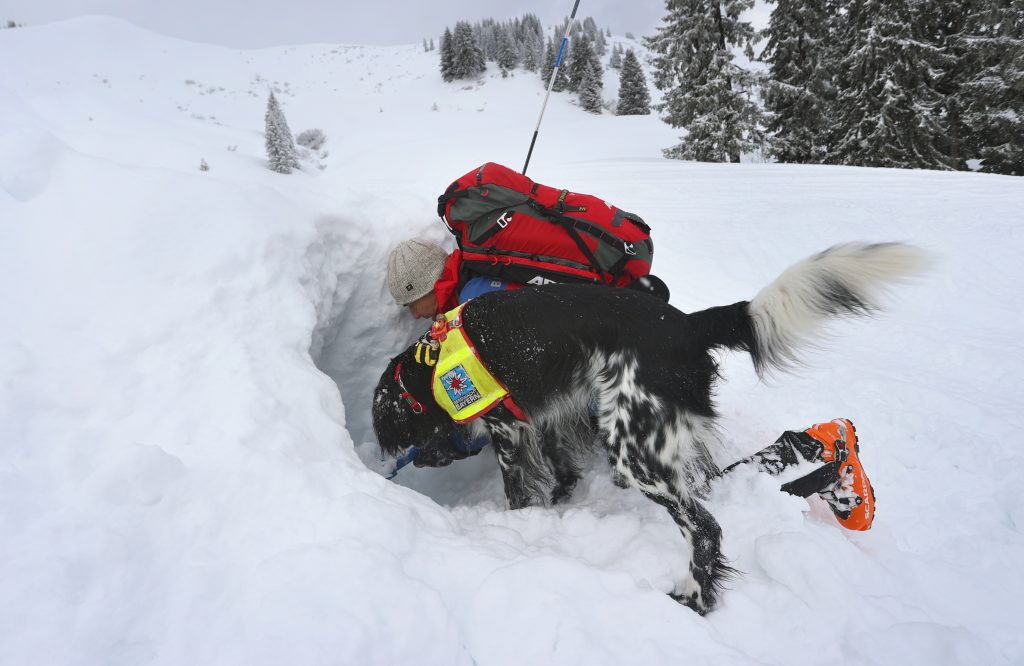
[{"left": 3, "top": 1, "right": 673, "bottom": 47}]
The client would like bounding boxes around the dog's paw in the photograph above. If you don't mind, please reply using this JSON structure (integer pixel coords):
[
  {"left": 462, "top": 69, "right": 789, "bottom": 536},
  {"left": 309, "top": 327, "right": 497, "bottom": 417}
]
[
  {"left": 669, "top": 590, "right": 712, "bottom": 616},
  {"left": 550, "top": 478, "right": 579, "bottom": 505}
]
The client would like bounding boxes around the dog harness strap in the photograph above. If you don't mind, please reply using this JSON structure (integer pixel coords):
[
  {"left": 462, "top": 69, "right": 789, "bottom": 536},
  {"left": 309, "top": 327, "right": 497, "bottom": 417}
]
[
  {"left": 430, "top": 304, "right": 521, "bottom": 424},
  {"left": 502, "top": 396, "right": 527, "bottom": 421},
  {"left": 394, "top": 362, "right": 426, "bottom": 414}
]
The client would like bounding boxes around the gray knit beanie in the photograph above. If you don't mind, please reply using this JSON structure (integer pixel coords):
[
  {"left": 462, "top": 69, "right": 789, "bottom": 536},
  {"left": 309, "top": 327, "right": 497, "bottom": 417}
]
[{"left": 387, "top": 239, "right": 449, "bottom": 305}]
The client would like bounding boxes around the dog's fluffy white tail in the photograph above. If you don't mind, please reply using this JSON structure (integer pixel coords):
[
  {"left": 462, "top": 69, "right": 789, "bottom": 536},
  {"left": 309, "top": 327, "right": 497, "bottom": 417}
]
[{"left": 748, "top": 242, "right": 929, "bottom": 376}]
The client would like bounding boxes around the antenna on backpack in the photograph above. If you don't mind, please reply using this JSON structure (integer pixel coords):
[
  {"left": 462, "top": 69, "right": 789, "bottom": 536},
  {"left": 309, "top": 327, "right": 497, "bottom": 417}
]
[{"left": 522, "top": 0, "right": 582, "bottom": 176}]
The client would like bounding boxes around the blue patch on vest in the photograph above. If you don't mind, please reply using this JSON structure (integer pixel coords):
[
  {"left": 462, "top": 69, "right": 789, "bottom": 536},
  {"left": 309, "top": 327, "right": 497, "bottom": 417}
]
[{"left": 440, "top": 365, "right": 482, "bottom": 411}]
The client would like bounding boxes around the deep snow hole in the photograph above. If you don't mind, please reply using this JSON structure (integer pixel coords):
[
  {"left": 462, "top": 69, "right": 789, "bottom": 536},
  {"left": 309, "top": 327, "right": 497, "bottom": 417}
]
[{"left": 304, "top": 216, "right": 505, "bottom": 505}]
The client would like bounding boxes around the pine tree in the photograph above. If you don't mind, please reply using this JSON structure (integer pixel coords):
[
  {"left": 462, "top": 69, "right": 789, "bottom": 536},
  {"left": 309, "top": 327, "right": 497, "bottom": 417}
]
[
  {"left": 520, "top": 32, "right": 542, "bottom": 71},
  {"left": 617, "top": 49, "right": 651, "bottom": 115},
  {"left": 826, "top": 0, "right": 954, "bottom": 170},
  {"left": 761, "top": 0, "right": 831, "bottom": 163},
  {"left": 579, "top": 59, "right": 605, "bottom": 113},
  {"left": 567, "top": 36, "right": 597, "bottom": 92},
  {"left": 496, "top": 26, "right": 519, "bottom": 73},
  {"left": 474, "top": 19, "right": 496, "bottom": 61},
  {"left": 916, "top": 1, "right": 971, "bottom": 168},
  {"left": 264, "top": 92, "right": 297, "bottom": 174},
  {"left": 451, "top": 21, "right": 486, "bottom": 79},
  {"left": 647, "top": 0, "right": 763, "bottom": 162},
  {"left": 440, "top": 28, "right": 455, "bottom": 82},
  {"left": 541, "top": 38, "right": 556, "bottom": 84},
  {"left": 610, "top": 44, "right": 623, "bottom": 69},
  {"left": 955, "top": 0, "right": 1024, "bottom": 175}
]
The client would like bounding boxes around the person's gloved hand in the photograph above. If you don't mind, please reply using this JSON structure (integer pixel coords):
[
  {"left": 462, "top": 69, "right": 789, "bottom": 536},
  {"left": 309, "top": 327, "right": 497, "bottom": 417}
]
[
  {"left": 411, "top": 431, "right": 486, "bottom": 468},
  {"left": 412, "top": 442, "right": 461, "bottom": 468}
]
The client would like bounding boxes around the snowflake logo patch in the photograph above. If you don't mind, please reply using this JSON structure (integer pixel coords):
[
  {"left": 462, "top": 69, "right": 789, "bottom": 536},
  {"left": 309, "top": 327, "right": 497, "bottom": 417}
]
[{"left": 440, "top": 365, "right": 482, "bottom": 411}]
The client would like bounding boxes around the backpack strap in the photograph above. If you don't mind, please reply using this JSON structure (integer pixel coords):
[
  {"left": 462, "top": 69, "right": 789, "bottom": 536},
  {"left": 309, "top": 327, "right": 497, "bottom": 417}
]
[
  {"left": 553, "top": 215, "right": 610, "bottom": 281},
  {"left": 525, "top": 199, "right": 611, "bottom": 282}
]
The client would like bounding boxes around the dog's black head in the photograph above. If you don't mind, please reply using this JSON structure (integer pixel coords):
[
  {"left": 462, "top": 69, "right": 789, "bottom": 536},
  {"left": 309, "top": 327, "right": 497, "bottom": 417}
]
[{"left": 372, "top": 344, "right": 453, "bottom": 458}]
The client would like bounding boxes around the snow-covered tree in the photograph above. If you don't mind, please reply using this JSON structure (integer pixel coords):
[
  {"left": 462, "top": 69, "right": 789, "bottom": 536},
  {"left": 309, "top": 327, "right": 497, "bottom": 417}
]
[
  {"left": 517, "top": 14, "right": 545, "bottom": 72},
  {"left": 594, "top": 29, "right": 608, "bottom": 56},
  {"left": 761, "top": 0, "right": 832, "bottom": 163},
  {"left": 826, "top": 0, "right": 953, "bottom": 170},
  {"left": 617, "top": 49, "right": 651, "bottom": 115},
  {"left": 451, "top": 21, "right": 486, "bottom": 79},
  {"left": 520, "top": 32, "right": 543, "bottom": 71},
  {"left": 520, "top": 13, "right": 544, "bottom": 42},
  {"left": 647, "top": 0, "right": 763, "bottom": 162},
  {"left": 609, "top": 44, "right": 624, "bottom": 69},
  {"left": 955, "top": 0, "right": 1024, "bottom": 175},
  {"left": 567, "top": 36, "right": 598, "bottom": 92},
  {"left": 579, "top": 59, "right": 604, "bottom": 113},
  {"left": 440, "top": 28, "right": 455, "bottom": 82},
  {"left": 473, "top": 19, "right": 497, "bottom": 61},
  {"left": 496, "top": 27, "right": 519, "bottom": 73},
  {"left": 264, "top": 92, "right": 297, "bottom": 174}
]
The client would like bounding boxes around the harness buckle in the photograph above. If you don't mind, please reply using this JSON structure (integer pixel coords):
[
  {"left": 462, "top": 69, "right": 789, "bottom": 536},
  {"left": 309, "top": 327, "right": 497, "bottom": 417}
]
[{"left": 430, "top": 315, "right": 450, "bottom": 342}]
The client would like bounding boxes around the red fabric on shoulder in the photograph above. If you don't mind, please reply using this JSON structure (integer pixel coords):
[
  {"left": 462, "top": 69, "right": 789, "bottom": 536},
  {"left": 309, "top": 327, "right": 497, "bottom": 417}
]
[{"left": 433, "top": 250, "right": 463, "bottom": 314}]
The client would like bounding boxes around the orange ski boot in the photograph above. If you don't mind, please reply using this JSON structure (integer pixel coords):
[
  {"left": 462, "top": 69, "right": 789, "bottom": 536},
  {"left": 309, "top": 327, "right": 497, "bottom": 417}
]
[{"left": 804, "top": 419, "right": 876, "bottom": 531}]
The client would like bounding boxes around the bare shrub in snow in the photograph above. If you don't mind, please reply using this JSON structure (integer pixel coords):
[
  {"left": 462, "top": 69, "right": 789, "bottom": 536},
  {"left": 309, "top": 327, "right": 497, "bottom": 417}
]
[{"left": 297, "top": 128, "right": 327, "bottom": 151}]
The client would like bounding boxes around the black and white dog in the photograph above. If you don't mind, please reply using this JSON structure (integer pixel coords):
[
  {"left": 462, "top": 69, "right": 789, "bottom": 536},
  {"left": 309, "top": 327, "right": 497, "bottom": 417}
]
[{"left": 372, "top": 243, "right": 925, "bottom": 614}]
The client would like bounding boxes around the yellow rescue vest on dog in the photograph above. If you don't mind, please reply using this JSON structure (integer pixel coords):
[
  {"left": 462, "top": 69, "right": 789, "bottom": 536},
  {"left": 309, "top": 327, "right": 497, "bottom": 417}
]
[{"left": 427, "top": 304, "right": 510, "bottom": 423}]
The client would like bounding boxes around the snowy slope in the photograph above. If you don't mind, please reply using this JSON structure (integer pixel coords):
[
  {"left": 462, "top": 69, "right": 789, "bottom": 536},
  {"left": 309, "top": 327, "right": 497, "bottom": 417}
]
[{"left": 2, "top": 17, "right": 1024, "bottom": 666}]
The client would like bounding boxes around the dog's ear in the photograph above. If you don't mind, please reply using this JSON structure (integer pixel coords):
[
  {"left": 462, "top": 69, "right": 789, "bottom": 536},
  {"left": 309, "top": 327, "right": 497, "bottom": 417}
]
[
  {"left": 372, "top": 348, "right": 451, "bottom": 458},
  {"left": 372, "top": 353, "right": 413, "bottom": 457}
]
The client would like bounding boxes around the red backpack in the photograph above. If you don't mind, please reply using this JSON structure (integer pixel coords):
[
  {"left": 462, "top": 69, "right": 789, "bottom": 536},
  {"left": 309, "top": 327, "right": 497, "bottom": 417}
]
[{"left": 436, "top": 163, "right": 653, "bottom": 287}]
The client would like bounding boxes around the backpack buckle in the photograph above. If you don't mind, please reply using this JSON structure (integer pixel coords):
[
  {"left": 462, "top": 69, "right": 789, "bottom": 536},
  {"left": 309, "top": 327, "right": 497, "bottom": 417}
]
[{"left": 556, "top": 189, "right": 569, "bottom": 213}]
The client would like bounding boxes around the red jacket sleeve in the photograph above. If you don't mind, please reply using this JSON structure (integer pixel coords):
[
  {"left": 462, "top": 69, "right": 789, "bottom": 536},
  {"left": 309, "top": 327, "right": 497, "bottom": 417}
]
[{"left": 433, "top": 250, "right": 463, "bottom": 314}]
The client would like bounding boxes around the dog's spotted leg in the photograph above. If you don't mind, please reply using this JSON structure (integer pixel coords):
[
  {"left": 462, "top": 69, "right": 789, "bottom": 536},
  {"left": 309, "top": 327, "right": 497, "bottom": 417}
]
[
  {"left": 543, "top": 429, "right": 583, "bottom": 505},
  {"left": 635, "top": 482, "right": 736, "bottom": 615},
  {"left": 549, "top": 463, "right": 580, "bottom": 505},
  {"left": 606, "top": 435, "right": 734, "bottom": 614},
  {"left": 482, "top": 409, "right": 551, "bottom": 510},
  {"left": 590, "top": 350, "right": 736, "bottom": 612}
]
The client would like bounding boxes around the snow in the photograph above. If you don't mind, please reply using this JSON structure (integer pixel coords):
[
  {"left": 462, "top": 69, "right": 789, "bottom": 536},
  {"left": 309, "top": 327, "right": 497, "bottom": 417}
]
[{"left": 3, "top": 16, "right": 1024, "bottom": 666}]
